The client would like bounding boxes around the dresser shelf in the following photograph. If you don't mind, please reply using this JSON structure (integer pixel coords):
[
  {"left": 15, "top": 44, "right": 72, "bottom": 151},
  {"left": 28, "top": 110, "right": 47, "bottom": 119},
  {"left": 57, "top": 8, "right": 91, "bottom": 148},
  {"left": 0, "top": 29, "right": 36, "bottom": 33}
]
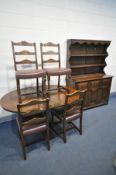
[
  {"left": 70, "top": 54, "right": 108, "bottom": 57},
  {"left": 70, "top": 64, "right": 106, "bottom": 68}
]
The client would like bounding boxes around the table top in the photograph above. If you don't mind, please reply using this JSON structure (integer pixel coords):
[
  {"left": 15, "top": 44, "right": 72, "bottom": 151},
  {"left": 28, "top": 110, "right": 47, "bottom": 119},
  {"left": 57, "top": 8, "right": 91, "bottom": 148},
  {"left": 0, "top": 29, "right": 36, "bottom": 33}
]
[{"left": 0, "top": 86, "right": 77, "bottom": 113}]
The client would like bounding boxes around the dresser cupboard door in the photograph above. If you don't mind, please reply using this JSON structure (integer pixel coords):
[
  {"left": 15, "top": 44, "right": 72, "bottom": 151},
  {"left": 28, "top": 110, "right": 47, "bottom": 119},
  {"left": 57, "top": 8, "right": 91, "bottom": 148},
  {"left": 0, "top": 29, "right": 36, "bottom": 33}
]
[
  {"left": 100, "top": 78, "right": 112, "bottom": 104},
  {"left": 75, "top": 82, "right": 90, "bottom": 107},
  {"left": 88, "top": 80, "right": 101, "bottom": 106}
]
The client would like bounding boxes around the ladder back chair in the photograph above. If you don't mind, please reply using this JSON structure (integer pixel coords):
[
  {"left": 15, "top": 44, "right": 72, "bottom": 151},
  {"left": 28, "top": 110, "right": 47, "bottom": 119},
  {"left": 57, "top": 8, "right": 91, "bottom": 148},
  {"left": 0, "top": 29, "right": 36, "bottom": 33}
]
[
  {"left": 16, "top": 98, "right": 50, "bottom": 160},
  {"left": 40, "top": 42, "right": 71, "bottom": 92},
  {"left": 51, "top": 90, "right": 86, "bottom": 143},
  {"left": 11, "top": 41, "right": 46, "bottom": 102}
]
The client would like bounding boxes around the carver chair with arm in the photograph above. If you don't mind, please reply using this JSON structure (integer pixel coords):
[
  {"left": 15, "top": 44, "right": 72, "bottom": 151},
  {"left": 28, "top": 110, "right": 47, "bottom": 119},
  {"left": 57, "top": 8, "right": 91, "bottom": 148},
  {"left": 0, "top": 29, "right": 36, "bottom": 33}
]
[{"left": 51, "top": 90, "right": 86, "bottom": 143}]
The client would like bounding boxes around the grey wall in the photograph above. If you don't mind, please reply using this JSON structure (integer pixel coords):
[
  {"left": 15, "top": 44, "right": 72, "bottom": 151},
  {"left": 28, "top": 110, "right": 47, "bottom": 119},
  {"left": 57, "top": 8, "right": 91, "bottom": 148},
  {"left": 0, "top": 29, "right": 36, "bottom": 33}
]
[{"left": 0, "top": 0, "right": 116, "bottom": 118}]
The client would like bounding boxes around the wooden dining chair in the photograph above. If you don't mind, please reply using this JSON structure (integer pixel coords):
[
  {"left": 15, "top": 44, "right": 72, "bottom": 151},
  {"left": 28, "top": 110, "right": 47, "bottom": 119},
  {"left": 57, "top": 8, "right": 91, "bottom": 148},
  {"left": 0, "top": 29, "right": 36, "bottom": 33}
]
[
  {"left": 11, "top": 41, "right": 46, "bottom": 102},
  {"left": 16, "top": 98, "right": 50, "bottom": 160},
  {"left": 40, "top": 42, "right": 71, "bottom": 92},
  {"left": 51, "top": 90, "right": 86, "bottom": 143}
]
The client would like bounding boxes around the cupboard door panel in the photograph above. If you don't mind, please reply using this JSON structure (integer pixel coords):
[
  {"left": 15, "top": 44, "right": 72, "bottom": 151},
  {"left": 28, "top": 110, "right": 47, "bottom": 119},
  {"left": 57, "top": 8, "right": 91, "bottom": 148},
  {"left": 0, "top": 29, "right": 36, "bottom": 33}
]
[
  {"left": 100, "top": 78, "right": 112, "bottom": 103},
  {"left": 75, "top": 82, "right": 90, "bottom": 107},
  {"left": 89, "top": 80, "right": 100, "bottom": 105},
  {"left": 76, "top": 82, "right": 88, "bottom": 90}
]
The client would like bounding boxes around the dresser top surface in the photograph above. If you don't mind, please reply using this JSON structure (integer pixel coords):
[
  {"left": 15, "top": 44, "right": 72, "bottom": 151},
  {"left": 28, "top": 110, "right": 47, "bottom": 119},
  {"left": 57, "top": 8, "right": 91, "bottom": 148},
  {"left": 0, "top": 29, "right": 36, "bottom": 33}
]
[{"left": 71, "top": 73, "right": 113, "bottom": 82}]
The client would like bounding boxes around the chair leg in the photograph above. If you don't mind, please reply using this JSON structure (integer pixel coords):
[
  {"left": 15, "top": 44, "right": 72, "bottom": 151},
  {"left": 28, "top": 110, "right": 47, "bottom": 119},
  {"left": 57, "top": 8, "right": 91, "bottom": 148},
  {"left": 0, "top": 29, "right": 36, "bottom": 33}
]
[
  {"left": 46, "top": 127, "right": 50, "bottom": 150},
  {"left": 36, "top": 78, "right": 39, "bottom": 96},
  {"left": 48, "top": 76, "right": 50, "bottom": 91},
  {"left": 80, "top": 115, "right": 82, "bottom": 135},
  {"left": 16, "top": 78, "right": 21, "bottom": 103},
  {"left": 19, "top": 132, "right": 27, "bottom": 160},
  {"left": 63, "top": 121, "right": 67, "bottom": 143},
  {"left": 42, "top": 76, "right": 46, "bottom": 97},
  {"left": 21, "top": 142, "right": 27, "bottom": 160},
  {"left": 66, "top": 74, "right": 71, "bottom": 87},
  {"left": 58, "top": 75, "right": 60, "bottom": 88}
]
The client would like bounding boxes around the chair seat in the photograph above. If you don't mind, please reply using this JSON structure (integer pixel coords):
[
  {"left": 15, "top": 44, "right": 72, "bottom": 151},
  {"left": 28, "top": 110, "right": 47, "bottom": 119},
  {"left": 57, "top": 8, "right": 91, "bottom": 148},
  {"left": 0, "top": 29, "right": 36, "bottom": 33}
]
[
  {"left": 65, "top": 111, "right": 81, "bottom": 122},
  {"left": 16, "top": 69, "right": 46, "bottom": 79},
  {"left": 45, "top": 68, "right": 71, "bottom": 76},
  {"left": 52, "top": 108, "right": 80, "bottom": 122},
  {"left": 23, "top": 123, "right": 47, "bottom": 135},
  {"left": 20, "top": 117, "right": 47, "bottom": 135}
]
